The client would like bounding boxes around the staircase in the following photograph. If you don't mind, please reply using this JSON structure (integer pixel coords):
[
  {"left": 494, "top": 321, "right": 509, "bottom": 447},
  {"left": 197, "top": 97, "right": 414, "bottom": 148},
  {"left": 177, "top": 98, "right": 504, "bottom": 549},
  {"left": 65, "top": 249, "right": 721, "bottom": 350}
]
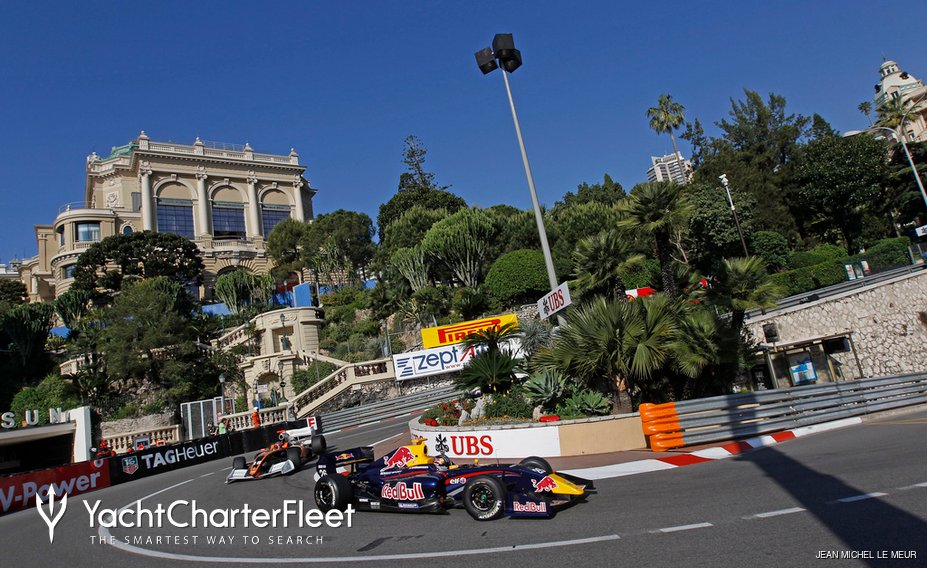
[{"left": 290, "top": 351, "right": 396, "bottom": 418}]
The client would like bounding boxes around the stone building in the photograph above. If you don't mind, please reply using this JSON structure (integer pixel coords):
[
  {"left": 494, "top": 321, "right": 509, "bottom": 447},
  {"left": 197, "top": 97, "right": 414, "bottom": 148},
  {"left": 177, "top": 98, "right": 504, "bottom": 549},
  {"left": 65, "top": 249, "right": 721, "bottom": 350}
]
[
  {"left": 20, "top": 132, "right": 314, "bottom": 302},
  {"left": 873, "top": 59, "right": 927, "bottom": 142},
  {"left": 744, "top": 269, "right": 927, "bottom": 389}
]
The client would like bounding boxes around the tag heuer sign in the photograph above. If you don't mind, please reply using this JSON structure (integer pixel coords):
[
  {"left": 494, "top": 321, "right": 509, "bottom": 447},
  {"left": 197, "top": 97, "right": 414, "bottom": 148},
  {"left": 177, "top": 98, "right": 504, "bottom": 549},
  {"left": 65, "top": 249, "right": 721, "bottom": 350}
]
[
  {"left": 420, "top": 314, "right": 518, "bottom": 349},
  {"left": 537, "top": 282, "right": 571, "bottom": 319},
  {"left": 122, "top": 456, "right": 139, "bottom": 475}
]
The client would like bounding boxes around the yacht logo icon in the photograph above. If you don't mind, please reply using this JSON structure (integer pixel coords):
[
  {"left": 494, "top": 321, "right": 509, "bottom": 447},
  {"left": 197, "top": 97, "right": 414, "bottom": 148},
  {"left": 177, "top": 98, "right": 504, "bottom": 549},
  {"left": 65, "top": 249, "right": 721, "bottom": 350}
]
[{"left": 36, "top": 486, "right": 67, "bottom": 544}]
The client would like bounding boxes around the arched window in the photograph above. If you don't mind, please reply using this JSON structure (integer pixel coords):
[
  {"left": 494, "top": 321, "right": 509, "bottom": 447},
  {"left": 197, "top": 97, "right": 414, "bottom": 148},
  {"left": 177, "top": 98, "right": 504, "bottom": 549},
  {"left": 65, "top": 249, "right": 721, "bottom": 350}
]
[
  {"left": 261, "top": 189, "right": 291, "bottom": 236},
  {"left": 157, "top": 183, "right": 194, "bottom": 239},
  {"left": 212, "top": 186, "right": 246, "bottom": 239}
]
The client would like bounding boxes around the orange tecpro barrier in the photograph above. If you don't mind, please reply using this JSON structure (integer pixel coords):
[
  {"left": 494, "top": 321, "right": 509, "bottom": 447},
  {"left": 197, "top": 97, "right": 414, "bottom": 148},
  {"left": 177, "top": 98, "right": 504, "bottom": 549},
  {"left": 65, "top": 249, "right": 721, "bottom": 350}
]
[
  {"left": 638, "top": 402, "right": 686, "bottom": 452},
  {"left": 420, "top": 314, "right": 519, "bottom": 349}
]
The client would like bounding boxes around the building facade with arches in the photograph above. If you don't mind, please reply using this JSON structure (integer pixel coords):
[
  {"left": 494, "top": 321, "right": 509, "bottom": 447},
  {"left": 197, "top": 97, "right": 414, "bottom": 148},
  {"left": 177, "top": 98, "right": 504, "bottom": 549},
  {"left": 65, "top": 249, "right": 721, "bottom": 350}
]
[{"left": 21, "top": 132, "right": 315, "bottom": 302}]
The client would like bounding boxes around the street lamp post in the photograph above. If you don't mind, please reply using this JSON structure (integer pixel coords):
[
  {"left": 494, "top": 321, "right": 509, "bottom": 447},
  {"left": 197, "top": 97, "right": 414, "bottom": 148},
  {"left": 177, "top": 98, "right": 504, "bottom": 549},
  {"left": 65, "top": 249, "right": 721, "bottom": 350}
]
[
  {"left": 718, "top": 174, "right": 750, "bottom": 256},
  {"left": 476, "top": 34, "right": 566, "bottom": 326},
  {"left": 219, "top": 373, "right": 226, "bottom": 415}
]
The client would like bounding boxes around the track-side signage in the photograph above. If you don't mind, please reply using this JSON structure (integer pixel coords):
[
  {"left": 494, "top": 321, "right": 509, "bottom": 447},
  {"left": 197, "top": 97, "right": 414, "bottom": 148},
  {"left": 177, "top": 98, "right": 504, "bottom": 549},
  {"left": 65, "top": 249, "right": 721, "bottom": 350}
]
[
  {"left": 537, "top": 282, "right": 571, "bottom": 320},
  {"left": 420, "top": 314, "right": 518, "bottom": 349}
]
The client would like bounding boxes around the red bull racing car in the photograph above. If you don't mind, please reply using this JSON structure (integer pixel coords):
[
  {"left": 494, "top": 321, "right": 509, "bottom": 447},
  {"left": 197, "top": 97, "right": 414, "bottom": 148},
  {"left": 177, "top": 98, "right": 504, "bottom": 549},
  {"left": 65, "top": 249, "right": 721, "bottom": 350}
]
[
  {"left": 226, "top": 426, "right": 327, "bottom": 483},
  {"left": 313, "top": 438, "right": 593, "bottom": 520}
]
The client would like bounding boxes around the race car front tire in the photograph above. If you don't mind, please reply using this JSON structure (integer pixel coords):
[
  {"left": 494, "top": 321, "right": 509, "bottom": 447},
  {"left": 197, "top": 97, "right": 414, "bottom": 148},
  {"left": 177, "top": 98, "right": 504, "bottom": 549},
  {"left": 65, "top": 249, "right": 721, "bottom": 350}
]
[
  {"left": 311, "top": 435, "right": 327, "bottom": 456},
  {"left": 463, "top": 475, "right": 506, "bottom": 521},
  {"left": 315, "top": 474, "right": 353, "bottom": 512},
  {"left": 518, "top": 456, "right": 552, "bottom": 475},
  {"left": 232, "top": 456, "right": 246, "bottom": 470},
  {"left": 286, "top": 447, "right": 303, "bottom": 471}
]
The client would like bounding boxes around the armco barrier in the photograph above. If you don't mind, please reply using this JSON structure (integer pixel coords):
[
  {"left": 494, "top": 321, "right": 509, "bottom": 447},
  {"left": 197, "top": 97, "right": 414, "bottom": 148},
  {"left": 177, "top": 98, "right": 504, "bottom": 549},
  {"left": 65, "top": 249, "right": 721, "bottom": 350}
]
[
  {"left": 0, "top": 417, "right": 314, "bottom": 516},
  {"left": 639, "top": 373, "right": 927, "bottom": 451}
]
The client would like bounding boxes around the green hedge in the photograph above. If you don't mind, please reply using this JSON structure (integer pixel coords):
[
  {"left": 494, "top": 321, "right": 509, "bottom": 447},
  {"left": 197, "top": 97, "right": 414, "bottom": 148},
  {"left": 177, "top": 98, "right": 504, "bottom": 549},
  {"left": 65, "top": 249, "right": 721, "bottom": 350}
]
[
  {"left": 789, "top": 243, "right": 846, "bottom": 269},
  {"left": 769, "top": 237, "right": 912, "bottom": 296},
  {"left": 484, "top": 249, "right": 549, "bottom": 307},
  {"left": 849, "top": 237, "right": 911, "bottom": 271}
]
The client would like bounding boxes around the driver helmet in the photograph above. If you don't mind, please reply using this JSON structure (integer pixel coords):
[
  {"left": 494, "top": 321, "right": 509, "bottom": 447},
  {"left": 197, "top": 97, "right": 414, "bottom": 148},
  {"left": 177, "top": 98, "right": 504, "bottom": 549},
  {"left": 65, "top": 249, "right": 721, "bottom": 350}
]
[{"left": 434, "top": 454, "right": 451, "bottom": 470}]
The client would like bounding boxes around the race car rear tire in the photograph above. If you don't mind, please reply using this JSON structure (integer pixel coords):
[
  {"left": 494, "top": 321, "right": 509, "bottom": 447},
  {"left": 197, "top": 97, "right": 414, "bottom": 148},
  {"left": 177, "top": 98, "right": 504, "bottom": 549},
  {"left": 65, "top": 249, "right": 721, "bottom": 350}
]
[
  {"left": 232, "top": 456, "right": 246, "bottom": 470},
  {"left": 311, "top": 435, "right": 327, "bottom": 456},
  {"left": 518, "top": 456, "right": 552, "bottom": 474},
  {"left": 315, "top": 474, "right": 353, "bottom": 512},
  {"left": 286, "top": 447, "right": 303, "bottom": 470},
  {"left": 463, "top": 475, "right": 506, "bottom": 521}
]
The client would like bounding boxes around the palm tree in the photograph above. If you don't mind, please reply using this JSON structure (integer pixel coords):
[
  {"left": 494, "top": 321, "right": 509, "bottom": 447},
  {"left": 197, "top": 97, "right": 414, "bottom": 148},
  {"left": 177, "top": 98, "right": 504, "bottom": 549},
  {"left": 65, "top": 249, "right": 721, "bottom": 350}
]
[
  {"left": 454, "top": 349, "right": 519, "bottom": 394},
  {"left": 647, "top": 94, "right": 686, "bottom": 174},
  {"left": 858, "top": 101, "right": 873, "bottom": 126},
  {"left": 620, "top": 182, "right": 693, "bottom": 297},
  {"left": 460, "top": 321, "right": 521, "bottom": 354},
  {"left": 571, "top": 230, "right": 644, "bottom": 301},
  {"left": 877, "top": 97, "right": 912, "bottom": 138},
  {"left": 708, "top": 256, "right": 783, "bottom": 335},
  {"left": 535, "top": 294, "right": 723, "bottom": 409}
]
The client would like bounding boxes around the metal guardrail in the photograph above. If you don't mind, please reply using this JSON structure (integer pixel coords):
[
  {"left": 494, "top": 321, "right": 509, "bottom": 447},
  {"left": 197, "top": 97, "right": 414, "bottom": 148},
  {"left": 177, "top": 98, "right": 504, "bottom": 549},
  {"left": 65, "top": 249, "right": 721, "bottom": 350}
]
[
  {"left": 746, "top": 263, "right": 925, "bottom": 318},
  {"left": 639, "top": 373, "right": 927, "bottom": 451},
  {"left": 315, "top": 385, "right": 462, "bottom": 433}
]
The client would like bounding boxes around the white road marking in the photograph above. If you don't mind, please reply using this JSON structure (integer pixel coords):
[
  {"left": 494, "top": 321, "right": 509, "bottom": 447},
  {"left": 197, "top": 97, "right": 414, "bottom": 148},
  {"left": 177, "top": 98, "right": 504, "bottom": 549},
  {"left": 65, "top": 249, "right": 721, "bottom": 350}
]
[
  {"left": 198, "top": 472, "right": 215, "bottom": 478},
  {"left": 99, "top": 532, "right": 622, "bottom": 563},
  {"left": 834, "top": 492, "right": 888, "bottom": 503},
  {"left": 370, "top": 433, "right": 403, "bottom": 447},
  {"left": 897, "top": 482, "right": 927, "bottom": 491},
  {"left": 745, "top": 507, "right": 805, "bottom": 519},
  {"left": 654, "top": 522, "right": 713, "bottom": 533}
]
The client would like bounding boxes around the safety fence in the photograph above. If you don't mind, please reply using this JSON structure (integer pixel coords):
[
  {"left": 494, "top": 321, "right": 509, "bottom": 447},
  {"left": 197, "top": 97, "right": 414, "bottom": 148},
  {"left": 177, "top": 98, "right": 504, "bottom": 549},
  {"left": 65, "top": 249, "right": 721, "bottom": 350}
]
[
  {"left": 640, "top": 373, "right": 927, "bottom": 451},
  {"left": 318, "top": 385, "right": 461, "bottom": 433}
]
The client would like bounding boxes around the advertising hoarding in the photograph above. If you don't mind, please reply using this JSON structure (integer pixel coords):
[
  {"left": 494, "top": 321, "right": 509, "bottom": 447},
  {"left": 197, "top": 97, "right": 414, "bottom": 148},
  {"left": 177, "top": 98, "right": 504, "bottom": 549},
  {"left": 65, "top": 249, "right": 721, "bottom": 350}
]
[{"left": 420, "top": 314, "right": 518, "bottom": 349}]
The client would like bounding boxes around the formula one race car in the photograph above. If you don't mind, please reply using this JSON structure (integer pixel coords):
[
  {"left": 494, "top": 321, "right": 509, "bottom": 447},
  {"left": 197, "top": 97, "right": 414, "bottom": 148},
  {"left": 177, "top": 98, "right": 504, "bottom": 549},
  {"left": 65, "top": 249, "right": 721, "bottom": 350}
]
[
  {"left": 312, "top": 438, "right": 593, "bottom": 520},
  {"left": 226, "top": 426, "right": 327, "bottom": 483}
]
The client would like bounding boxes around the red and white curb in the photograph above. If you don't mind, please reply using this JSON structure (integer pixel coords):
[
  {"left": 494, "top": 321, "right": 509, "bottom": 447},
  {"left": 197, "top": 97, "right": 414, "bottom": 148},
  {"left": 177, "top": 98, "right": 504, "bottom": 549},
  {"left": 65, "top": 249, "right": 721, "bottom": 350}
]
[{"left": 561, "top": 417, "right": 863, "bottom": 480}]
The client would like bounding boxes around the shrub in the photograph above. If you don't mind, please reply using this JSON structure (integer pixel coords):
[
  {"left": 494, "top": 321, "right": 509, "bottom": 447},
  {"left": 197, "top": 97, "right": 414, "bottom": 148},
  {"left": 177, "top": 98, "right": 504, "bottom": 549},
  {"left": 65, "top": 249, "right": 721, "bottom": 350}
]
[
  {"left": 790, "top": 243, "right": 846, "bottom": 269},
  {"left": 484, "top": 249, "right": 549, "bottom": 307},
  {"left": 852, "top": 237, "right": 912, "bottom": 271},
  {"left": 485, "top": 392, "right": 534, "bottom": 419},
  {"left": 555, "top": 389, "right": 610, "bottom": 419},
  {"left": 291, "top": 361, "right": 338, "bottom": 393},
  {"left": 768, "top": 260, "right": 848, "bottom": 296},
  {"left": 617, "top": 258, "right": 661, "bottom": 289},
  {"left": 419, "top": 400, "right": 461, "bottom": 426},
  {"left": 522, "top": 369, "right": 566, "bottom": 410},
  {"left": 10, "top": 374, "right": 81, "bottom": 427},
  {"left": 752, "top": 231, "right": 791, "bottom": 272}
]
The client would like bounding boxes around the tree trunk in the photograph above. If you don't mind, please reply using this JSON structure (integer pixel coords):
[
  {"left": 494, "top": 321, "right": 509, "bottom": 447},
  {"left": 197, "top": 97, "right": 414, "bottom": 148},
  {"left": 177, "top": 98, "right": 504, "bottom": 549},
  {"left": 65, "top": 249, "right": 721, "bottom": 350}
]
[{"left": 656, "top": 231, "right": 677, "bottom": 297}]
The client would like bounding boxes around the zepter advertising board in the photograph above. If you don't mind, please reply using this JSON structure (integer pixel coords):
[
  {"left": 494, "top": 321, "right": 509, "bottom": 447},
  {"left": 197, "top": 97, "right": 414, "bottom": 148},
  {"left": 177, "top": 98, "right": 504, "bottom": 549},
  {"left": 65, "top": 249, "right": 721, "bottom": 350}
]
[{"left": 420, "top": 314, "right": 518, "bottom": 349}]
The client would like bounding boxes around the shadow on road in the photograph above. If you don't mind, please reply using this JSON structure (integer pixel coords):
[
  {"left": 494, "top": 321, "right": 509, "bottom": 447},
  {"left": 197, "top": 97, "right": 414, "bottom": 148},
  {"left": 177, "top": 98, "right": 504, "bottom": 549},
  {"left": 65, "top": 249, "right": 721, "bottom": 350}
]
[{"left": 734, "top": 446, "right": 925, "bottom": 565}]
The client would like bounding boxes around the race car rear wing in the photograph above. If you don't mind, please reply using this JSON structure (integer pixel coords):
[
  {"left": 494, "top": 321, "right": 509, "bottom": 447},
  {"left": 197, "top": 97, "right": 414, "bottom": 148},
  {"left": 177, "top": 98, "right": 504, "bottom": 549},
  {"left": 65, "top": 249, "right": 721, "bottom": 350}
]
[{"left": 316, "top": 446, "right": 374, "bottom": 476}]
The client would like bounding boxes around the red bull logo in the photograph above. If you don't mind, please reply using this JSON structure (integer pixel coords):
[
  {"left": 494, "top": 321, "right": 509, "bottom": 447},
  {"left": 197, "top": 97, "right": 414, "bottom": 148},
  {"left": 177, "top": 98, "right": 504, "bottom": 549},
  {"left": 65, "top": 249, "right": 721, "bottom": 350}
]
[
  {"left": 381, "top": 482, "right": 425, "bottom": 501},
  {"left": 513, "top": 501, "right": 548, "bottom": 513},
  {"left": 334, "top": 452, "right": 354, "bottom": 461},
  {"left": 532, "top": 476, "right": 559, "bottom": 492},
  {"left": 384, "top": 447, "right": 415, "bottom": 469}
]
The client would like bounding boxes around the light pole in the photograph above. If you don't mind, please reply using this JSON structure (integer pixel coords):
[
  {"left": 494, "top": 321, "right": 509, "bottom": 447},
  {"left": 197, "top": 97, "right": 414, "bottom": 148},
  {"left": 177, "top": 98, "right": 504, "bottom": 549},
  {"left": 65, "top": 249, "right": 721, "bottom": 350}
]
[
  {"left": 476, "top": 34, "right": 566, "bottom": 326},
  {"left": 219, "top": 373, "right": 226, "bottom": 415},
  {"left": 718, "top": 174, "right": 750, "bottom": 256},
  {"left": 277, "top": 360, "right": 286, "bottom": 402},
  {"left": 844, "top": 126, "right": 927, "bottom": 210}
]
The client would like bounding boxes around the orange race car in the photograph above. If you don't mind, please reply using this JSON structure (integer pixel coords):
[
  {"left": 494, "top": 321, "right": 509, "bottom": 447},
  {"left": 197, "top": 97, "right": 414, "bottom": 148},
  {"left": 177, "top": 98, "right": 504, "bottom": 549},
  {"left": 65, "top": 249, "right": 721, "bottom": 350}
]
[{"left": 226, "top": 427, "right": 327, "bottom": 482}]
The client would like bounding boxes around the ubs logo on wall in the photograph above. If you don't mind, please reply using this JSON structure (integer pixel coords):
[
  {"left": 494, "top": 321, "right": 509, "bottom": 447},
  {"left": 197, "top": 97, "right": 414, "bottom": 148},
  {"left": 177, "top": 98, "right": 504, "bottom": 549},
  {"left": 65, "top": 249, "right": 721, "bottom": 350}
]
[{"left": 121, "top": 456, "right": 139, "bottom": 475}]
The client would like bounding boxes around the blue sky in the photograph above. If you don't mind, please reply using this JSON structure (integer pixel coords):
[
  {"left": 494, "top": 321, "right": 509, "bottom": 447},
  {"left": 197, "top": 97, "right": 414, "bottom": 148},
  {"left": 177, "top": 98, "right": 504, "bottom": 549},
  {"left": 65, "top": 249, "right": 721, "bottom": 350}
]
[{"left": 1, "top": 1, "right": 924, "bottom": 262}]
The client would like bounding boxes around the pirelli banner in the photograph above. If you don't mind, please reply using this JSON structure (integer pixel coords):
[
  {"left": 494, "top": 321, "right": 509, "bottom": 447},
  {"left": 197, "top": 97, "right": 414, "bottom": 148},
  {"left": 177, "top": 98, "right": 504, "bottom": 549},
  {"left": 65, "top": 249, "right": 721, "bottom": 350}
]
[{"left": 420, "top": 314, "right": 518, "bottom": 349}]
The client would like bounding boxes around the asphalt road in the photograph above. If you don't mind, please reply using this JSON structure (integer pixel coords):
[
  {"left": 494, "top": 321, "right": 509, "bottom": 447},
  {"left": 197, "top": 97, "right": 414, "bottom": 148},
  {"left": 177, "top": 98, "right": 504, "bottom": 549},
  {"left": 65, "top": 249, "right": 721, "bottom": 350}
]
[{"left": 3, "top": 409, "right": 926, "bottom": 567}]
